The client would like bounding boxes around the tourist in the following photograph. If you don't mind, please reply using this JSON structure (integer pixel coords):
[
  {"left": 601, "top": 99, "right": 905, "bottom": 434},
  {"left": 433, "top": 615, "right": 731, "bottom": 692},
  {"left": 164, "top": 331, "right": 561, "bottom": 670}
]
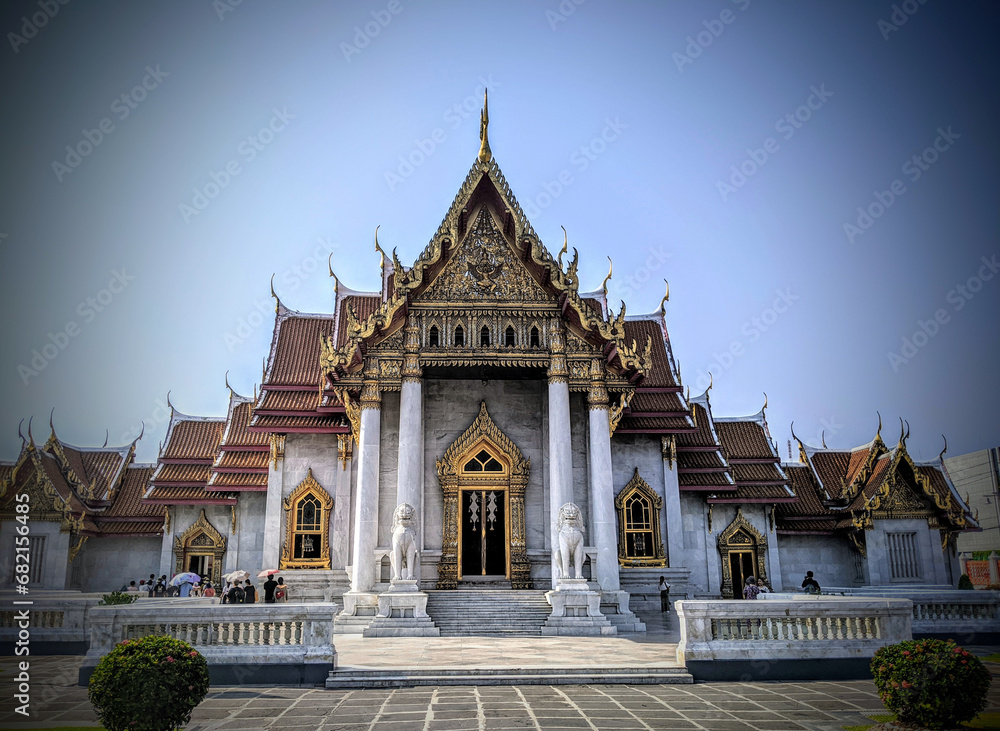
[
  {"left": 227, "top": 580, "right": 246, "bottom": 604},
  {"left": 801, "top": 571, "right": 821, "bottom": 594},
  {"left": 658, "top": 575, "right": 671, "bottom": 612},
  {"left": 191, "top": 582, "right": 202, "bottom": 597},
  {"left": 243, "top": 581, "right": 257, "bottom": 604},
  {"left": 179, "top": 579, "right": 193, "bottom": 597},
  {"left": 743, "top": 576, "right": 760, "bottom": 600},
  {"left": 153, "top": 580, "right": 166, "bottom": 597},
  {"left": 203, "top": 582, "right": 216, "bottom": 598},
  {"left": 263, "top": 575, "right": 278, "bottom": 603},
  {"left": 275, "top": 577, "right": 289, "bottom": 602},
  {"left": 125, "top": 580, "right": 139, "bottom": 593}
]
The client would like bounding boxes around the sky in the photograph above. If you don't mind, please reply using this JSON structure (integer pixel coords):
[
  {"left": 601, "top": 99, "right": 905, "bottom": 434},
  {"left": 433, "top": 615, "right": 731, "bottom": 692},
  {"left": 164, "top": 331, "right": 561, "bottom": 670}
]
[{"left": 0, "top": 1, "right": 997, "bottom": 466}]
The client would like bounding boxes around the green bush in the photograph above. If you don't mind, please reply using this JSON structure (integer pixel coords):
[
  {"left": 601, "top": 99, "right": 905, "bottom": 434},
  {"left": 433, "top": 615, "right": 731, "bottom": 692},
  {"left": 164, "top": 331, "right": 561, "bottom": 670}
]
[
  {"left": 958, "top": 573, "right": 975, "bottom": 590},
  {"left": 88, "top": 635, "right": 210, "bottom": 731},
  {"left": 871, "top": 638, "right": 991, "bottom": 729},
  {"left": 98, "top": 590, "right": 138, "bottom": 606}
]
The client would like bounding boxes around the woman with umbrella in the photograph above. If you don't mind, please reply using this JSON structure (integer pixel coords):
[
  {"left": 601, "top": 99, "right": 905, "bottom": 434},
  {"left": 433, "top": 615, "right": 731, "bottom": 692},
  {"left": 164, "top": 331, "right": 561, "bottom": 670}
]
[
  {"left": 170, "top": 572, "right": 200, "bottom": 597},
  {"left": 258, "top": 569, "right": 279, "bottom": 603}
]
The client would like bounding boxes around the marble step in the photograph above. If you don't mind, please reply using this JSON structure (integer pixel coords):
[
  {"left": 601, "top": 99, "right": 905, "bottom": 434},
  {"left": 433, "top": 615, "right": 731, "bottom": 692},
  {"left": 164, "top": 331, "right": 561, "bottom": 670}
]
[{"left": 326, "top": 666, "right": 692, "bottom": 688}]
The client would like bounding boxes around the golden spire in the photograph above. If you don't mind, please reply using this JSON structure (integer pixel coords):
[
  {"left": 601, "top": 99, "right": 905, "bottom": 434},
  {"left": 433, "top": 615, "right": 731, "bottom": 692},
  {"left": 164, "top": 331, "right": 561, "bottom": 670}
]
[
  {"left": 601, "top": 257, "right": 613, "bottom": 296},
  {"left": 658, "top": 279, "right": 669, "bottom": 315},
  {"left": 478, "top": 88, "right": 492, "bottom": 164}
]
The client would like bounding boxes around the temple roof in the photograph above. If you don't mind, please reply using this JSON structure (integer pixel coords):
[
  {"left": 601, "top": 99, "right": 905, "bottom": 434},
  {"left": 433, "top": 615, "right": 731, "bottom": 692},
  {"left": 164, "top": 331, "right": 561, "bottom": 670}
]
[{"left": 146, "top": 401, "right": 232, "bottom": 505}]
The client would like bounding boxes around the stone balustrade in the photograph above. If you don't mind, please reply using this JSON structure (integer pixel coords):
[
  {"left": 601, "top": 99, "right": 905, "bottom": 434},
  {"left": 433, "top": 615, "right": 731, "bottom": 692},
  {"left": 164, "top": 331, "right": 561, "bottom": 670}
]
[
  {"left": 79, "top": 601, "right": 339, "bottom": 685},
  {"left": 0, "top": 592, "right": 99, "bottom": 652},
  {"left": 676, "top": 598, "right": 913, "bottom": 681}
]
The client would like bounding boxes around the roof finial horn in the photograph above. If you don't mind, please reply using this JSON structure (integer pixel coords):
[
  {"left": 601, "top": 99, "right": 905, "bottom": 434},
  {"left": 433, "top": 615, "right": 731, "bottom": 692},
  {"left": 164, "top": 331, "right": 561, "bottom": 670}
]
[
  {"left": 166, "top": 390, "right": 174, "bottom": 411},
  {"left": 328, "top": 253, "right": 339, "bottom": 293},
  {"left": 225, "top": 370, "right": 234, "bottom": 397},
  {"left": 939, "top": 434, "right": 948, "bottom": 462},
  {"left": 374, "top": 225, "right": 386, "bottom": 270},
  {"left": 49, "top": 407, "right": 56, "bottom": 438},
  {"left": 658, "top": 280, "right": 669, "bottom": 315},
  {"left": 898, "top": 417, "right": 905, "bottom": 446},
  {"left": 27, "top": 416, "right": 34, "bottom": 446},
  {"left": 478, "top": 88, "right": 492, "bottom": 164},
  {"left": 558, "top": 226, "right": 568, "bottom": 269},
  {"left": 761, "top": 391, "right": 768, "bottom": 413},
  {"left": 103, "top": 429, "right": 109, "bottom": 448},
  {"left": 876, "top": 410, "right": 882, "bottom": 439},
  {"left": 601, "top": 257, "right": 613, "bottom": 296},
  {"left": 270, "top": 274, "right": 281, "bottom": 313},
  {"left": 17, "top": 418, "right": 25, "bottom": 446},
  {"left": 821, "top": 430, "right": 827, "bottom": 449}
]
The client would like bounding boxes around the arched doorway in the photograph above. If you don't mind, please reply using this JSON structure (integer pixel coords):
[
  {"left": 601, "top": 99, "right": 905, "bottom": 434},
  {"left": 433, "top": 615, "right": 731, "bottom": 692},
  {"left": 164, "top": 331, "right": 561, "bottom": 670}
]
[
  {"left": 173, "top": 509, "right": 226, "bottom": 587},
  {"left": 436, "top": 402, "right": 532, "bottom": 589},
  {"left": 717, "top": 508, "right": 768, "bottom": 599}
]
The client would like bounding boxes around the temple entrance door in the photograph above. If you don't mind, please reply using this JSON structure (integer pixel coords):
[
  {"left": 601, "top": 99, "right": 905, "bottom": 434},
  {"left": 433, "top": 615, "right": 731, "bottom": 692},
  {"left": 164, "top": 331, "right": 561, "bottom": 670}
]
[
  {"left": 728, "top": 550, "right": 755, "bottom": 599},
  {"left": 187, "top": 553, "right": 213, "bottom": 579},
  {"left": 459, "top": 488, "right": 509, "bottom": 578}
]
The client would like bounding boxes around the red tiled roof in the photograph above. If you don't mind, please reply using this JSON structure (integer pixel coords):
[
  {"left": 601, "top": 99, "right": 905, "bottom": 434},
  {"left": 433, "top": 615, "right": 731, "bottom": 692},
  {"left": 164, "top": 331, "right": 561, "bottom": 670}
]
[
  {"left": 105, "top": 466, "right": 163, "bottom": 518},
  {"left": 678, "top": 451, "right": 727, "bottom": 469},
  {"left": 778, "top": 464, "right": 829, "bottom": 516},
  {"left": 248, "top": 414, "right": 349, "bottom": 432},
  {"left": 144, "top": 485, "right": 236, "bottom": 504},
  {"left": 615, "top": 416, "right": 691, "bottom": 432},
  {"left": 256, "top": 389, "right": 321, "bottom": 413},
  {"left": 152, "top": 464, "right": 212, "bottom": 485},
  {"left": 98, "top": 521, "right": 163, "bottom": 536},
  {"left": 335, "top": 297, "right": 381, "bottom": 349},
  {"left": 845, "top": 447, "right": 873, "bottom": 487},
  {"left": 219, "top": 401, "right": 269, "bottom": 448},
  {"left": 730, "top": 463, "right": 786, "bottom": 484},
  {"left": 628, "top": 392, "right": 685, "bottom": 413},
  {"left": 715, "top": 421, "right": 774, "bottom": 460},
  {"left": 676, "top": 404, "right": 719, "bottom": 448},
  {"left": 809, "top": 450, "right": 851, "bottom": 498},
  {"left": 162, "top": 420, "right": 224, "bottom": 461},
  {"left": 214, "top": 451, "right": 269, "bottom": 471},
  {"left": 710, "top": 484, "right": 794, "bottom": 502},
  {"left": 679, "top": 472, "right": 736, "bottom": 489},
  {"left": 207, "top": 472, "right": 268, "bottom": 490},
  {"left": 777, "top": 519, "right": 838, "bottom": 534},
  {"left": 269, "top": 315, "right": 336, "bottom": 386},
  {"left": 622, "top": 320, "right": 676, "bottom": 388}
]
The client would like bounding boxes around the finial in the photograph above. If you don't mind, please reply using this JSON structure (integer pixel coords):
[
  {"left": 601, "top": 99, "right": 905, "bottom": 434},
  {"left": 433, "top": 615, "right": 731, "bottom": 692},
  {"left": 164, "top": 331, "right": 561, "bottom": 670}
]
[
  {"left": 27, "top": 416, "right": 34, "bottom": 445},
  {"left": 166, "top": 390, "right": 174, "bottom": 411},
  {"left": 269, "top": 274, "right": 280, "bottom": 313},
  {"left": 939, "top": 434, "right": 948, "bottom": 462},
  {"left": 374, "top": 225, "right": 386, "bottom": 270},
  {"left": 601, "top": 257, "right": 613, "bottom": 295},
  {"left": 685, "top": 385, "right": 690, "bottom": 402},
  {"left": 262, "top": 357, "right": 267, "bottom": 384},
  {"left": 707, "top": 371, "right": 713, "bottom": 392},
  {"left": 136, "top": 421, "right": 145, "bottom": 442},
  {"left": 821, "top": 430, "right": 827, "bottom": 449},
  {"left": 17, "top": 418, "right": 25, "bottom": 446},
  {"left": 102, "top": 429, "right": 109, "bottom": 448},
  {"left": 658, "top": 280, "right": 669, "bottom": 315},
  {"left": 225, "top": 370, "right": 234, "bottom": 396},
  {"left": 790, "top": 421, "right": 801, "bottom": 445},
  {"left": 558, "top": 226, "right": 568, "bottom": 269},
  {"left": 49, "top": 407, "right": 56, "bottom": 438},
  {"left": 876, "top": 411, "right": 882, "bottom": 439},
  {"left": 898, "top": 417, "right": 905, "bottom": 446},
  {"left": 253, "top": 383, "right": 258, "bottom": 402},
  {"left": 761, "top": 391, "right": 768, "bottom": 413},
  {"left": 328, "top": 253, "right": 339, "bottom": 292},
  {"left": 904, "top": 419, "right": 910, "bottom": 446},
  {"left": 478, "top": 88, "right": 492, "bottom": 164}
]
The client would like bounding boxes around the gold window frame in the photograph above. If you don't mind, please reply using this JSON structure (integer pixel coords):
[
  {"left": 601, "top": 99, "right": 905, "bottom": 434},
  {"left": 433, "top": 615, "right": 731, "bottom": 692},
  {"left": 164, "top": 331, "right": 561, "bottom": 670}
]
[
  {"left": 280, "top": 468, "right": 333, "bottom": 570},
  {"left": 615, "top": 468, "right": 666, "bottom": 567}
]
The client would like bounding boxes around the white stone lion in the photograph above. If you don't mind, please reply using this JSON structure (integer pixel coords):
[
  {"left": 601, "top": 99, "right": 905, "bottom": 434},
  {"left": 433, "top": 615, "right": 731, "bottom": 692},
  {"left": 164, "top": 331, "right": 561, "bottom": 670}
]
[
  {"left": 390, "top": 503, "right": 418, "bottom": 582},
  {"left": 553, "top": 502, "right": 585, "bottom": 580}
]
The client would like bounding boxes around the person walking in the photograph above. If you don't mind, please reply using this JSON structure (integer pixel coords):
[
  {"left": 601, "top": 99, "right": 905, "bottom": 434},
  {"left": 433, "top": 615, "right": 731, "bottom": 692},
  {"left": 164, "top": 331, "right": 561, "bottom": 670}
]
[
  {"left": 275, "top": 577, "right": 289, "bottom": 602},
  {"left": 227, "top": 580, "right": 245, "bottom": 604},
  {"left": 658, "top": 575, "right": 671, "bottom": 612},
  {"left": 263, "top": 575, "right": 278, "bottom": 603},
  {"left": 243, "top": 581, "right": 257, "bottom": 604}
]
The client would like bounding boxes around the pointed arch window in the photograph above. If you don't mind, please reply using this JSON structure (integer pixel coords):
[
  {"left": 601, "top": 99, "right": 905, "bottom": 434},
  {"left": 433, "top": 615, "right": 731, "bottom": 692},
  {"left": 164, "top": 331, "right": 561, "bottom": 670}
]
[
  {"left": 429, "top": 325, "right": 440, "bottom": 347},
  {"left": 454, "top": 325, "right": 465, "bottom": 347},
  {"left": 529, "top": 326, "right": 540, "bottom": 348},
  {"left": 504, "top": 325, "right": 516, "bottom": 347},
  {"left": 281, "top": 469, "right": 333, "bottom": 569},
  {"left": 615, "top": 469, "right": 666, "bottom": 567},
  {"left": 480, "top": 326, "right": 491, "bottom": 347}
]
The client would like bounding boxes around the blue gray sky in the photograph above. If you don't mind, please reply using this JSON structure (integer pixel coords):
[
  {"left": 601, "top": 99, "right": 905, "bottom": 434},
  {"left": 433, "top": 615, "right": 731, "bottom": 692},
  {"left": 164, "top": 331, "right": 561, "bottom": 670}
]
[{"left": 1, "top": 1, "right": 997, "bottom": 464}]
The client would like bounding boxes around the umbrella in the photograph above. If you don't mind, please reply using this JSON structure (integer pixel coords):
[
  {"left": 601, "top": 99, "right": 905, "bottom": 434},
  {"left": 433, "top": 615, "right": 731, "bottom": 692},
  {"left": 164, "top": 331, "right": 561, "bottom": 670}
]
[
  {"left": 257, "top": 569, "right": 279, "bottom": 578},
  {"left": 223, "top": 570, "right": 250, "bottom": 582},
  {"left": 170, "top": 572, "right": 200, "bottom": 586}
]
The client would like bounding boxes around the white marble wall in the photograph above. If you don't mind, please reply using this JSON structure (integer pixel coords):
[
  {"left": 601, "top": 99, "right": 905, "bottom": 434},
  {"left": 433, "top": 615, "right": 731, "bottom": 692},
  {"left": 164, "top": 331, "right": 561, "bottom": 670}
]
[
  {"left": 276, "top": 433, "right": 342, "bottom": 569},
  {"left": 0, "top": 519, "right": 70, "bottom": 590},
  {"left": 75, "top": 535, "right": 162, "bottom": 592},
  {"left": 778, "top": 533, "right": 857, "bottom": 589},
  {"left": 377, "top": 391, "right": 400, "bottom": 548},
  {"left": 865, "top": 518, "right": 949, "bottom": 586}
]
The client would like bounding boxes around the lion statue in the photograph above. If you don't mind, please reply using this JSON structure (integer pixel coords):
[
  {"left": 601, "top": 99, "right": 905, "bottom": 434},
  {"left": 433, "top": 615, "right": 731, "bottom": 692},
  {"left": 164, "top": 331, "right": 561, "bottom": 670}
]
[
  {"left": 553, "top": 502, "right": 585, "bottom": 580},
  {"left": 390, "top": 503, "right": 418, "bottom": 582}
]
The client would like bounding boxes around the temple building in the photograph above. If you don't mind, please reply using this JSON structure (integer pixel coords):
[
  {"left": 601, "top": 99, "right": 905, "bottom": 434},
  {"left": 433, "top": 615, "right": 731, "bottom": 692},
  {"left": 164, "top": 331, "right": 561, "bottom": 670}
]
[{"left": 0, "top": 98, "right": 979, "bottom": 628}]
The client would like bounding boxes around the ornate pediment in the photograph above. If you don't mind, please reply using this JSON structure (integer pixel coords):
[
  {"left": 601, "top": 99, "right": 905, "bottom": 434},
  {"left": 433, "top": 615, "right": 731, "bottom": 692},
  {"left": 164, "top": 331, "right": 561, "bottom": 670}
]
[{"left": 418, "top": 207, "right": 550, "bottom": 304}]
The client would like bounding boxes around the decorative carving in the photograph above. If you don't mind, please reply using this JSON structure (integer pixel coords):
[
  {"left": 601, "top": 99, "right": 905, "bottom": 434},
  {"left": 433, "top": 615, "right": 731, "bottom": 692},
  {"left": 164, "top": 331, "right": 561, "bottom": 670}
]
[
  {"left": 280, "top": 469, "right": 333, "bottom": 570},
  {"left": 173, "top": 509, "right": 226, "bottom": 587},
  {"left": 554, "top": 502, "right": 586, "bottom": 580},
  {"left": 661, "top": 435, "right": 677, "bottom": 468},
  {"left": 269, "top": 434, "right": 285, "bottom": 468},
  {"left": 337, "top": 433, "right": 353, "bottom": 468},
  {"left": 334, "top": 388, "right": 361, "bottom": 444},
  {"left": 436, "top": 402, "right": 532, "bottom": 590},
  {"left": 67, "top": 534, "right": 87, "bottom": 564},
  {"left": 717, "top": 508, "right": 769, "bottom": 598},
  {"left": 360, "top": 358, "right": 381, "bottom": 410},
  {"left": 421, "top": 208, "right": 549, "bottom": 303},
  {"left": 608, "top": 391, "right": 632, "bottom": 435},
  {"left": 390, "top": 503, "right": 419, "bottom": 581},
  {"left": 615, "top": 469, "right": 666, "bottom": 567}
]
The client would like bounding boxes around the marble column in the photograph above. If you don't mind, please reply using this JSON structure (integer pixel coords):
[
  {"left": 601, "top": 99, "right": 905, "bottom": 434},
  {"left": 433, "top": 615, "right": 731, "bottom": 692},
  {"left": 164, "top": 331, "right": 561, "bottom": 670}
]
[
  {"left": 548, "top": 323, "right": 574, "bottom": 588},
  {"left": 587, "top": 361, "right": 619, "bottom": 593},
  {"left": 158, "top": 508, "right": 174, "bottom": 579},
  {"left": 660, "top": 436, "right": 684, "bottom": 567},
  {"left": 344, "top": 361, "right": 381, "bottom": 614},
  {"left": 396, "top": 326, "right": 424, "bottom": 554},
  {"left": 261, "top": 437, "right": 285, "bottom": 569},
  {"left": 330, "top": 434, "right": 354, "bottom": 570}
]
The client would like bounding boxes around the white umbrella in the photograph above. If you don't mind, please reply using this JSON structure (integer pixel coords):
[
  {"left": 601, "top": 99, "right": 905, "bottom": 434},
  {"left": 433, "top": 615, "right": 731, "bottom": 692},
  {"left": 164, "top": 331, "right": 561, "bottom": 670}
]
[{"left": 223, "top": 570, "right": 250, "bottom": 583}]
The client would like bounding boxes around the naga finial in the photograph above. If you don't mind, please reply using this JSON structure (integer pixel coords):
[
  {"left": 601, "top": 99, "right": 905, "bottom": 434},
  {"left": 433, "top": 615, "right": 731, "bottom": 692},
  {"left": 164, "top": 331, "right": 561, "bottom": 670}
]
[
  {"left": 761, "top": 392, "right": 768, "bottom": 413},
  {"left": 17, "top": 418, "right": 25, "bottom": 446},
  {"left": 707, "top": 371, "right": 713, "bottom": 393},
  {"left": 601, "top": 257, "right": 613, "bottom": 296},
  {"left": 328, "top": 253, "right": 339, "bottom": 292},
  {"left": 558, "top": 226, "right": 569, "bottom": 268},
  {"left": 478, "top": 88, "right": 492, "bottom": 164},
  {"left": 821, "top": 430, "right": 827, "bottom": 449},
  {"left": 876, "top": 411, "right": 882, "bottom": 439},
  {"left": 49, "top": 407, "right": 56, "bottom": 438},
  {"left": 939, "top": 434, "right": 948, "bottom": 462},
  {"left": 103, "top": 429, "right": 109, "bottom": 448},
  {"left": 225, "top": 370, "right": 234, "bottom": 397},
  {"left": 27, "top": 416, "right": 34, "bottom": 446},
  {"left": 136, "top": 421, "right": 145, "bottom": 442},
  {"left": 658, "top": 280, "right": 669, "bottom": 314},
  {"left": 269, "top": 274, "right": 280, "bottom": 313},
  {"left": 166, "top": 390, "right": 174, "bottom": 411},
  {"left": 374, "top": 225, "right": 386, "bottom": 270}
]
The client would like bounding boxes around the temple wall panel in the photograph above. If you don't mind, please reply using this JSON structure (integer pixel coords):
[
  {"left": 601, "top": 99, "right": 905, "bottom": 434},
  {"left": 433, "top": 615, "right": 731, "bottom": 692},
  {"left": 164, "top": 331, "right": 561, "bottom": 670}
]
[
  {"left": 76, "top": 535, "right": 161, "bottom": 592},
  {"left": 234, "top": 492, "right": 266, "bottom": 574},
  {"left": 377, "top": 391, "right": 400, "bottom": 548},
  {"left": 610, "top": 433, "right": 668, "bottom": 549},
  {"left": 679, "top": 492, "right": 711, "bottom": 592},
  {"left": 865, "top": 517, "right": 947, "bottom": 586},
  {"left": 777, "top": 533, "right": 856, "bottom": 589},
  {"left": 281, "top": 433, "right": 341, "bottom": 569},
  {"left": 569, "top": 392, "right": 591, "bottom": 528}
]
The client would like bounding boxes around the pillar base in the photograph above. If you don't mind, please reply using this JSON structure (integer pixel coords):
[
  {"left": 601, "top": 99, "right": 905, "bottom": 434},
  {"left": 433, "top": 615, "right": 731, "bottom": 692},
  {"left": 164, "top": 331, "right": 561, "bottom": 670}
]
[
  {"left": 334, "top": 591, "right": 378, "bottom": 634},
  {"left": 364, "top": 590, "right": 440, "bottom": 637},
  {"left": 600, "top": 590, "right": 646, "bottom": 633},
  {"left": 542, "top": 583, "right": 616, "bottom": 636}
]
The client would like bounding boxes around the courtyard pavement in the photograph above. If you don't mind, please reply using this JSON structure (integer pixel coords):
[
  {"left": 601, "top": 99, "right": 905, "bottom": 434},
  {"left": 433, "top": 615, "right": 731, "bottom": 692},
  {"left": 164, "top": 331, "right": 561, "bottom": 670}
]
[{"left": 2, "top": 612, "right": 998, "bottom": 731}]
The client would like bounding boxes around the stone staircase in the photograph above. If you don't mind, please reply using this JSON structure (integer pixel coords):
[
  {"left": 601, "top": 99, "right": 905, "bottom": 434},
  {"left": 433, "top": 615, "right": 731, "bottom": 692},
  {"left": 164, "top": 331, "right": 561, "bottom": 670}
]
[
  {"left": 326, "top": 666, "right": 693, "bottom": 688},
  {"left": 424, "top": 589, "right": 552, "bottom": 636}
]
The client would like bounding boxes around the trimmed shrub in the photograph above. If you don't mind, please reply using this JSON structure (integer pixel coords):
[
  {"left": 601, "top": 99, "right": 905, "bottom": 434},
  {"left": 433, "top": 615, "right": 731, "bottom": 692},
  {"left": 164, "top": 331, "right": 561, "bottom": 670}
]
[
  {"left": 88, "top": 635, "right": 210, "bottom": 731},
  {"left": 98, "top": 590, "right": 138, "bottom": 606},
  {"left": 958, "top": 573, "right": 975, "bottom": 590},
  {"left": 871, "top": 638, "right": 991, "bottom": 729}
]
